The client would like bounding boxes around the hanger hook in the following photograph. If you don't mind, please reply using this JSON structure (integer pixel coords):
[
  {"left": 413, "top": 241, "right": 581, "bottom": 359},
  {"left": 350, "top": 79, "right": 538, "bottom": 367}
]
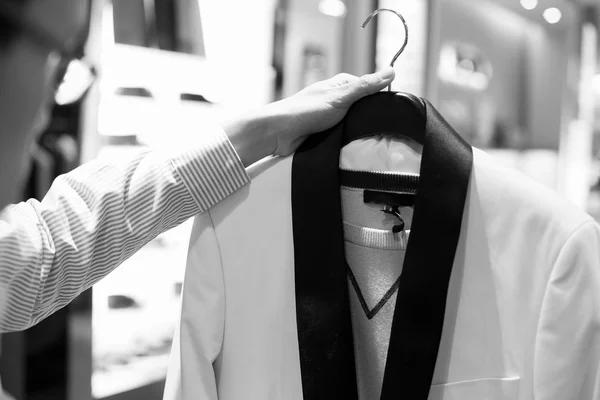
[{"left": 361, "top": 8, "right": 409, "bottom": 91}]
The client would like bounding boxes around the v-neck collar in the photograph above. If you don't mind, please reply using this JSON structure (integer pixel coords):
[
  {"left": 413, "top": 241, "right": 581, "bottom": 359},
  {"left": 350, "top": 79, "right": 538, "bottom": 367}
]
[{"left": 291, "top": 98, "right": 473, "bottom": 399}]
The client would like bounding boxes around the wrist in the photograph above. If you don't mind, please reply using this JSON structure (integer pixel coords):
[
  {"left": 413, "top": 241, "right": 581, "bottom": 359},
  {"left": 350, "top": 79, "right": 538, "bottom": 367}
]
[{"left": 221, "top": 105, "right": 280, "bottom": 168}]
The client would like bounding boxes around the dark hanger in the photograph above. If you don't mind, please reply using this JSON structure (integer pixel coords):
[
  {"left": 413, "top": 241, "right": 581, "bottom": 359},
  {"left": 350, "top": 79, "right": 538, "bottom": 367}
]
[
  {"left": 342, "top": 92, "right": 425, "bottom": 146},
  {"left": 342, "top": 8, "right": 426, "bottom": 147}
]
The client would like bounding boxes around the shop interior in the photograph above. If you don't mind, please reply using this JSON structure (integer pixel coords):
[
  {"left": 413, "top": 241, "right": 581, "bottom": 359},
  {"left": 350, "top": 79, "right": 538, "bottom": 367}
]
[{"left": 1, "top": 0, "right": 599, "bottom": 399}]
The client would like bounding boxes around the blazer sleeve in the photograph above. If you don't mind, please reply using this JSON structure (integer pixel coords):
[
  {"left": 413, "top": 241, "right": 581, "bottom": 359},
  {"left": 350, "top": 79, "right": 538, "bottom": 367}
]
[
  {"left": 533, "top": 220, "right": 600, "bottom": 400},
  {"left": 164, "top": 211, "right": 225, "bottom": 400}
]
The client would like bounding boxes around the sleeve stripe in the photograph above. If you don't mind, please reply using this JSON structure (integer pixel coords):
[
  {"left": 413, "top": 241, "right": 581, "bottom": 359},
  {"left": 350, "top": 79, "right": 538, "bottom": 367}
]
[
  {"left": 171, "top": 127, "right": 250, "bottom": 212},
  {"left": 0, "top": 125, "right": 250, "bottom": 332}
]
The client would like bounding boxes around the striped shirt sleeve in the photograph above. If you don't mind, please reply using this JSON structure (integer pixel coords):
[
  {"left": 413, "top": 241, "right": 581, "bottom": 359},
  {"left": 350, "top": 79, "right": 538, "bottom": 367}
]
[{"left": 0, "top": 127, "right": 249, "bottom": 332}]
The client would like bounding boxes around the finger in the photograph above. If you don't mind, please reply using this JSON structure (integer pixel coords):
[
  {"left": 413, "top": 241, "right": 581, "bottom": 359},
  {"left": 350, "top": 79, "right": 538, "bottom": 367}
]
[
  {"left": 328, "top": 72, "right": 359, "bottom": 87},
  {"left": 357, "top": 67, "right": 395, "bottom": 95},
  {"left": 340, "top": 67, "right": 395, "bottom": 102}
]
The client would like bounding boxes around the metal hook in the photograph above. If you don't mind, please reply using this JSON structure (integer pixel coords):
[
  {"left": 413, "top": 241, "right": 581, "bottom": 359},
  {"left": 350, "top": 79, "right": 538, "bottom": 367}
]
[{"left": 361, "top": 8, "right": 409, "bottom": 91}]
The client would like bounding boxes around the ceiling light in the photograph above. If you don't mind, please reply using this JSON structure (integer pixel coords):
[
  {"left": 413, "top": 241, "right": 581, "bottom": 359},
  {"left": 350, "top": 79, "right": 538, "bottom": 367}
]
[
  {"left": 318, "top": 0, "right": 347, "bottom": 18},
  {"left": 543, "top": 7, "right": 562, "bottom": 24},
  {"left": 520, "top": 0, "right": 538, "bottom": 10}
]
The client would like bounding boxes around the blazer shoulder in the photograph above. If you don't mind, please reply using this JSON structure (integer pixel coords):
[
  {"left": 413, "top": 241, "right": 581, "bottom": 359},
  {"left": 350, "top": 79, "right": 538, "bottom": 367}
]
[
  {"left": 471, "top": 148, "right": 594, "bottom": 238},
  {"left": 208, "top": 154, "right": 294, "bottom": 226},
  {"left": 246, "top": 154, "right": 293, "bottom": 180}
]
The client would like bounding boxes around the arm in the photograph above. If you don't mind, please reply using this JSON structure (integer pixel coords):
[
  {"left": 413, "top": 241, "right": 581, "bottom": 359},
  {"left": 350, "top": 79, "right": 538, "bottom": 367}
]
[
  {"left": 0, "top": 68, "right": 395, "bottom": 333},
  {"left": 534, "top": 220, "right": 600, "bottom": 399},
  {"left": 0, "top": 127, "right": 249, "bottom": 332}
]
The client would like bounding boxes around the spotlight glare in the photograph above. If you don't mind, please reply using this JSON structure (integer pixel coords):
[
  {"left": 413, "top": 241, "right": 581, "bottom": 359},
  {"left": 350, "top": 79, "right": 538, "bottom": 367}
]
[
  {"left": 318, "top": 0, "right": 347, "bottom": 18},
  {"left": 543, "top": 7, "right": 562, "bottom": 24},
  {"left": 520, "top": 0, "right": 538, "bottom": 11}
]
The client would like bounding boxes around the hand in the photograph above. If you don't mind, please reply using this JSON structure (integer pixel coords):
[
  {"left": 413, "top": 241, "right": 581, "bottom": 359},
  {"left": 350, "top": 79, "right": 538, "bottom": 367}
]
[
  {"left": 268, "top": 67, "right": 395, "bottom": 157},
  {"left": 222, "top": 68, "right": 395, "bottom": 168}
]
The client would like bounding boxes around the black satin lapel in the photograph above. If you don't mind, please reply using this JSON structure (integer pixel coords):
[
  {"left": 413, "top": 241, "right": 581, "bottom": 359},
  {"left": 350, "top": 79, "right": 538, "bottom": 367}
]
[
  {"left": 380, "top": 99, "right": 474, "bottom": 399},
  {"left": 292, "top": 98, "right": 473, "bottom": 400},
  {"left": 292, "top": 123, "right": 358, "bottom": 400}
]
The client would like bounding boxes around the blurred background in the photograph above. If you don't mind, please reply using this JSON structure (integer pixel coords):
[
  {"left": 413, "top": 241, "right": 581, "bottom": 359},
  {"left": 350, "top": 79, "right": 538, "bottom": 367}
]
[{"left": 1, "top": 0, "right": 599, "bottom": 399}]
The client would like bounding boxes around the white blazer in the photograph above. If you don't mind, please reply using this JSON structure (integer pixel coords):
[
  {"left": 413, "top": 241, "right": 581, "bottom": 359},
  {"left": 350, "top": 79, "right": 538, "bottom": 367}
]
[{"left": 164, "top": 98, "right": 600, "bottom": 400}]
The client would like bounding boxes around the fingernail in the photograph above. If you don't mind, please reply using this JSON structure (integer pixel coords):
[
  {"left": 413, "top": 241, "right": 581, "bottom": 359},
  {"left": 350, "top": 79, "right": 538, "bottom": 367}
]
[{"left": 376, "top": 67, "right": 395, "bottom": 80}]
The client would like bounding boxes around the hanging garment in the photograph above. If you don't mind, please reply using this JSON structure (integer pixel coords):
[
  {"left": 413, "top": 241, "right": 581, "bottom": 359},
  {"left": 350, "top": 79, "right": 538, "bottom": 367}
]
[{"left": 164, "top": 99, "right": 600, "bottom": 400}]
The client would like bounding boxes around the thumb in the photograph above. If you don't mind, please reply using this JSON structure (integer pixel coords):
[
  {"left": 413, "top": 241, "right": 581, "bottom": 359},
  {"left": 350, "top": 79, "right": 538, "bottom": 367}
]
[{"left": 342, "top": 67, "right": 395, "bottom": 103}]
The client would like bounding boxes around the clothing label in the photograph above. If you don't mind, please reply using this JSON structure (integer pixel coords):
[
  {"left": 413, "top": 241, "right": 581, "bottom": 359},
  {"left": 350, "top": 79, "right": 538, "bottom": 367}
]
[{"left": 363, "top": 190, "right": 414, "bottom": 207}]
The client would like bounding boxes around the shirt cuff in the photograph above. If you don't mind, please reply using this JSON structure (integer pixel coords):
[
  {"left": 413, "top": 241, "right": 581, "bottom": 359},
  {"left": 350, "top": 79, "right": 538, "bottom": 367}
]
[{"left": 169, "top": 126, "right": 250, "bottom": 212}]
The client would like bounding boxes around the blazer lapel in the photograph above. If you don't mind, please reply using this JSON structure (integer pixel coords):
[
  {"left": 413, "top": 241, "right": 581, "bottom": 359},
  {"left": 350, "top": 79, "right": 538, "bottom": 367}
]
[
  {"left": 379, "top": 99, "right": 473, "bottom": 399},
  {"left": 291, "top": 98, "right": 473, "bottom": 400},
  {"left": 291, "top": 120, "right": 358, "bottom": 399}
]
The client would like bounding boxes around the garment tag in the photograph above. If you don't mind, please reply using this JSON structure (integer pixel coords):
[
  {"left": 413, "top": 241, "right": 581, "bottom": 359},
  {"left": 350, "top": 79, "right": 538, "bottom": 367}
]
[{"left": 363, "top": 190, "right": 414, "bottom": 207}]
